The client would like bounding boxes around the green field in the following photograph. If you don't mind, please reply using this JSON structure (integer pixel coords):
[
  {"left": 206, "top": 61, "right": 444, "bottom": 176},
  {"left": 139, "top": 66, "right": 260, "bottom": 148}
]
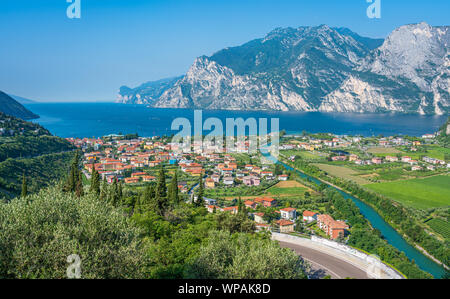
[
  {"left": 281, "top": 150, "right": 326, "bottom": 162},
  {"left": 366, "top": 175, "right": 450, "bottom": 210},
  {"left": 426, "top": 218, "right": 450, "bottom": 240},
  {"left": 370, "top": 145, "right": 450, "bottom": 161},
  {"left": 267, "top": 187, "right": 307, "bottom": 196},
  {"left": 313, "top": 163, "right": 371, "bottom": 185}
]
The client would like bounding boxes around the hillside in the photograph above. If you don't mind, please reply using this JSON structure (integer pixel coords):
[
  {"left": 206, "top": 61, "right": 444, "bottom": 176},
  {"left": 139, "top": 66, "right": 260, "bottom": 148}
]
[
  {"left": 0, "top": 91, "right": 39, "bottom": 119},
  {"left": 0, "top": 112, "right": 75, "bottom": 199},
  {"left": 118, "top": 23, "right": 449, "bottom": 115}
]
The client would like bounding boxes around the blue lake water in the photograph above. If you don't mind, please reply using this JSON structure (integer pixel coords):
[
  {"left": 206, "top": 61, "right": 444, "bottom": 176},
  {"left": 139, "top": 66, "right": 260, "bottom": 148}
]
[{"left": 25, "top": 103, "right": 448, "bottom": 138}]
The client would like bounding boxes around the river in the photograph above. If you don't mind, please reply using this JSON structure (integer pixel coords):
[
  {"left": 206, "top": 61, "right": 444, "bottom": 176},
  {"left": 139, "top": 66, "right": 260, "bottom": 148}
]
[{"left": 278, "top": 160, "right": 447, "bottom": 278}]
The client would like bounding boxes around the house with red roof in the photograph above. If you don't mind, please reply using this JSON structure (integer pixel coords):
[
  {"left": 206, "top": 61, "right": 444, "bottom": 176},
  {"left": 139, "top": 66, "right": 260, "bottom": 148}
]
[
  {"left": 276, "top": 219, "right": 295, "bottom": 233},
  {"left": 254, "top": 197, "right": 277, "bottom": 207},
  {"left": 303, "top": 211, "right": 318, "bottom": 223}
]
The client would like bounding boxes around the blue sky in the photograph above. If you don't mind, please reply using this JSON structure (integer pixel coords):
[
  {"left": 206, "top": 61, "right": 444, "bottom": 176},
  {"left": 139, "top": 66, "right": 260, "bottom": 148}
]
[{"left": 0, "top": 0, "right": 449, "bottom": 102}]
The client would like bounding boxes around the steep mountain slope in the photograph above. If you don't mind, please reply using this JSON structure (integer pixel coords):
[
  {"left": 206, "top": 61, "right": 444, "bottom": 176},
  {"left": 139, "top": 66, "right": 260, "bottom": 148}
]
[
  {"left": 119, "top": 23, "right": 449, "bottom": 115},
  {"left": 117, "top": 76, "right": 183, "bottom": 105},
  {"left": 0, "top": 91, "right": 39, "bottom": 119}
]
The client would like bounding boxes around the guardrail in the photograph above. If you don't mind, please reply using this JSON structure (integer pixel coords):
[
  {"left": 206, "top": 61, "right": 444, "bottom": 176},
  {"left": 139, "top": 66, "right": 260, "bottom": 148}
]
[{"left": 272, "top": 232, "right": 405, "bottom": 279}]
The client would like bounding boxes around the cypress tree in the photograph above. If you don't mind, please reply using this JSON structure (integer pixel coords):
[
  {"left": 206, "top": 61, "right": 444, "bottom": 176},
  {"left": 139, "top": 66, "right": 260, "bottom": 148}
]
[
  {"left": 141, "top": 184, "right": 156, "bottom": 212},
  {"left": 168, "top": 172, "right": 179, "bottom": 205},
  {"left": 195, "top": 174, "right": 204, "bottom": 207},
  {"left": 156, "top": 164, "right": 167, "bottom": 198},
  {"left": 111, "top": 177, "right": 119, "bottom": 206},
  {"left": 75, "top": 171, "right": 84, "bottom": 198},
  {"left": 155, "top": 165, "right": 168, "bottom": 216},
  {"left": 21, "top": 173, "right": 28, "bottom": 198},
  {"left": 100, "top": 178, "right": 107, "bottom": 201},
  {"left": 64, "top": 151, "right": 81, "bottom": 193},
  {"left": 90, "top": 168, "right": 101, "bottom": 196},
  {"left": 118, "top": 181, "right": 123, "bottom": 201}
]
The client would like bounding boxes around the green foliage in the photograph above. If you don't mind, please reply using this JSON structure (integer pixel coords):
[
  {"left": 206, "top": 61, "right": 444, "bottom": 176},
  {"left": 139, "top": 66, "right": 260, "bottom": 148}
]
[
  {"left": 0, "top": 186, "right": 147, "bottom": 279},
  {"left": 21, "top": 174, "right": 27, "bottom": 199},
  {"left": 185, "top": 230, "right": 307, "bottom": 279},
  {"left": 0, "top": 111, "right": 45, "bottom": 136},
  {"left": 168, "top": 172, "right": 179, "bottom": 205},
  {"left": 89, "top": 169, "right": 100, "bottom": 196},
  {"left": 195, "top": 175, "right": 205, "bottom": 207},
  {"left": 0, "top": 152, "right": 74, "bottom": 198},
  {"left": 0, "top": 136, "right": 73, "bottom": 162}
]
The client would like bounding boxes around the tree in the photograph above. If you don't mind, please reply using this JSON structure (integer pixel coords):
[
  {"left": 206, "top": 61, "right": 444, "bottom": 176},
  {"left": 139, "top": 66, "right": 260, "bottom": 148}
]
[
  {"left": 0, "top": 186, "right": 147, "bottom": 279},
  {"left": 100, "top": 178, "right": 107, "bottom": 201},
  {"left": 155, "top": 165, "right": 168, "bottom": 216},
  {"left": 75, "top": 171, "right": 84, "bottom": 198},
  {"left": 141, "top": 184, "right": 156, "bottom": 212},
  {"left": 168, "top": 172, "right": 179, "bottom": 205},
  {"left": 90, "top": 167, "right": 100, "bottom": 196},
  {"left": 185, "top": 231, "right": 307, "bottom": 279},
  {"left": 195, "top": 174, "right": 204, "bottom": 207},
  {"left": 21, "top": 173, "right": 28, "bottom": 199},
  {"left": 64, "top": 151, "right": 82, "bottom": 194}
]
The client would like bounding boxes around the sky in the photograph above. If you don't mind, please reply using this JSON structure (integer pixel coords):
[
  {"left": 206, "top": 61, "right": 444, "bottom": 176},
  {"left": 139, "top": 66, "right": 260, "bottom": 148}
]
[{"left": 0, "top": 0, "right": 449, "bottom": 102}]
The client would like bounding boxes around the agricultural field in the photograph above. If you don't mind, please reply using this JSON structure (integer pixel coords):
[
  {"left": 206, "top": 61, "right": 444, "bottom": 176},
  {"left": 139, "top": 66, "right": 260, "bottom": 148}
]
[
  {"left": 281, "top": 150, "right": 327, "bottom": 162},
  {"left": 368, "top": 147, "right": 402, "bottom": 155},
  {"left": 313, "top": 163, "right": 371, "bottom": 185},
  {"left": 266, "top": 180, "right": 310, "bottom": 197},
  {"left": 369, "top": 145, "right": 450, "bottom": 161},
  {"left": 365, "top": 175, "right": 450, "bottom": 210},
  {"left": 425, "top": 218, "right": 450, "bottom": 240}
]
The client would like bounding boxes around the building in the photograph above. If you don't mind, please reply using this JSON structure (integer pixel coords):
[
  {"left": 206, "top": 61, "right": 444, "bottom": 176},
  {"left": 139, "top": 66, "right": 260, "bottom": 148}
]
[
  {"left": 244, "top": 201, "right": 257, "bottom": 209},
  {"left": 243, "top": 176, "right": 260, "bottom": 186},
  {"left": 276, "top": 220, "right": 295, "bottom": 233},
  {"left": 253, "top": 212, "right": 266, "bottom": 224},
  {"left": 385, "top": 156, "right": 399, "bottom": 162},
  {"left": 303, "top": 211, "right": 318, "bottom": 223},
  {"left": 254, "top": 197, "right": 277, "bottom": 207},
  {"left": 205, "top": 178, "right": 216, "bottom": 189},
  {"left": 221, "top": 206, "right": 239, "bottom": 215},
  {"left": 223, "top": 177, "right": 234, "bottom": 186},
  {"left": 278, "top": 174, "right": 289, "bottom": 181},
  {"left": 280, "top": 208, "right": 297, "bottom": 220},
  {"left": 317, "top": 214, "right": 349, "bottom": 240},
  {"left": 372, "top": 157, "right": 383, "bottom": 165},
  {"left": 207, "top": 205, "right": 220, "bottom": 213}
]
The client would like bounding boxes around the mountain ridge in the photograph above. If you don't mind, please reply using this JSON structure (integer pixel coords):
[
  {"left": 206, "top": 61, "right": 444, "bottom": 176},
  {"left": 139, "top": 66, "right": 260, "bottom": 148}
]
[
  {"left": 117, "top": 23, "right": 449, "bottom": 115},
  {"left": 0, "top": 91, "right": 39, "bottom": 120}
]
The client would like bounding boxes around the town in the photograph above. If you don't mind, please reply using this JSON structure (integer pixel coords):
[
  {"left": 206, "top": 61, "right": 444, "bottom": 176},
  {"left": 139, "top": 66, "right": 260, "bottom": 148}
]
[{"left": 66, "top": 130, "right": 449, "bottom": 242}]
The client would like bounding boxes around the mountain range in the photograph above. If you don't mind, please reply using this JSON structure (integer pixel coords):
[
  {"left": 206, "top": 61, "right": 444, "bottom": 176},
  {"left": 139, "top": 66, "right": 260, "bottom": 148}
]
[
  {"left": 0, "top": 91, "right": 39, "bottom": 120},
  {"left": 117, "top": 22, "right": 449, "bottom": 115}
]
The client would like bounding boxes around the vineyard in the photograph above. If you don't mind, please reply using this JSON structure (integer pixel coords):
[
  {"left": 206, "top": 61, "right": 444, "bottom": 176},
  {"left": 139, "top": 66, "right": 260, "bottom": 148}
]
[{"left": 426, "top": 218, "right": 450, "bottom": 240}]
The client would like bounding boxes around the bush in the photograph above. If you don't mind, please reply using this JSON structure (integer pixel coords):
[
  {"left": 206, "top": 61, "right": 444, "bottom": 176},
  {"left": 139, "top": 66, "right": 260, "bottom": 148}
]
[
  {"left": 185, "top": 231, "right": 307, "bottom": 279},
  {"left": 0, "top": 186, "right": 147, "bottom": 279}
]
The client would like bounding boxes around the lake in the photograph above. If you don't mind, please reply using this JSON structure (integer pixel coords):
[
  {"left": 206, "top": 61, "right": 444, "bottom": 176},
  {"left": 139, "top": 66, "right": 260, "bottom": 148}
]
[{"left": 25, "top": 103, "right": 448, "bottom": 138}]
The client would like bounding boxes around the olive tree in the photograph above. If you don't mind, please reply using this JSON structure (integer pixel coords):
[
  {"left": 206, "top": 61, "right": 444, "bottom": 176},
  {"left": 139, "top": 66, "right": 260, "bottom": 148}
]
[{"left": 0, "top": 186, "right": 147, "bottom": 279}]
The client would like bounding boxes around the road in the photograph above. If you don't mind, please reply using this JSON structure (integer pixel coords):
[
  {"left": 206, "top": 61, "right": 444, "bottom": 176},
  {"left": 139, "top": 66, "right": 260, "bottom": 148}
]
[{"left": 278, "top": 241, "right": 369, "bottom": 279}]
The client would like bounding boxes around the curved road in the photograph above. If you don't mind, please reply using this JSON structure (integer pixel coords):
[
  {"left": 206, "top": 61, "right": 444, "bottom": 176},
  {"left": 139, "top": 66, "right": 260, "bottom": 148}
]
[{"left": 278, "top": 241, "right": 369, "bottom": 279}]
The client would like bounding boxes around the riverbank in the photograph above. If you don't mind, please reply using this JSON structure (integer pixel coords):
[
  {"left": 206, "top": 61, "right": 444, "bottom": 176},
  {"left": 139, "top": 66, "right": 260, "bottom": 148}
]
[{"left": 277, "top": 155, "right": 447, "bottom": 278}]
